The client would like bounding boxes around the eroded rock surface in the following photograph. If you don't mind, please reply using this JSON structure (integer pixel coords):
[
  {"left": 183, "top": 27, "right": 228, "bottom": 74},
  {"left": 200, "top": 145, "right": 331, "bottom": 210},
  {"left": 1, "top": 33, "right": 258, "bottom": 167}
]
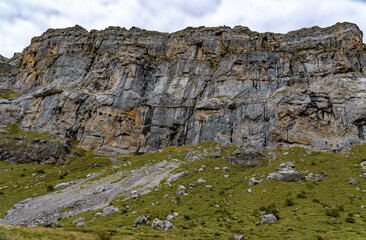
[
  {"left": 1, "top": 22, "right": 366, "bottom": 153},
  {"left": 0, "top": 160, "right": 179, "bottom": 227}
]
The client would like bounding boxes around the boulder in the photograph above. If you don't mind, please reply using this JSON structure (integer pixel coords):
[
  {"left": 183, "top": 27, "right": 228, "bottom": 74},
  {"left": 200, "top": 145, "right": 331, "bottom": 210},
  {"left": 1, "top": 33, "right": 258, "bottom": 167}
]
[
  {"left": 196, "top": 178, "right": 206, "bottom": 183},
  {"left": 72, "top": 217, "right": 85, "bottom": 225},
  {"left": 247, "top": 177, "right": 263, "bottom": 187},
  {"left": 134, "top": 215, "right": 149, "bottom": 226},
  {"left": 267, "top": 169, "right": 304, "bottom": 182},
  {"left": 261, "top": 214, "right": 278, "bottom": 224},
  {"left": 348, "top": 179, "right": 358, "bottom": 185},
  {"left": 102, "top": 206, "right": 119, "bottom": 217},
  {"left": 235, "top": 235, "right": 244, "bottom": 240},
  {"left": 151, "top": 218, "right": 175, "bottom": 231}
]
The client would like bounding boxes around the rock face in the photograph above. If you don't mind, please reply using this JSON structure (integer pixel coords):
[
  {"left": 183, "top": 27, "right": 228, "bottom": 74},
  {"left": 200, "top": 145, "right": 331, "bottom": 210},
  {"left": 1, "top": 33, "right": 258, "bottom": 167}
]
[{"left": 1, "top": 22, "right": 366, "bottom": 153}]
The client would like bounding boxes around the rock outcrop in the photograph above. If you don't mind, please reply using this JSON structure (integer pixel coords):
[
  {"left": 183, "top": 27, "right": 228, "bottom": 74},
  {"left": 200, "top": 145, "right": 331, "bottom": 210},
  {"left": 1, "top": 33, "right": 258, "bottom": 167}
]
[{"left": 1, "top": 22, "right": 366, "bottom": 153}]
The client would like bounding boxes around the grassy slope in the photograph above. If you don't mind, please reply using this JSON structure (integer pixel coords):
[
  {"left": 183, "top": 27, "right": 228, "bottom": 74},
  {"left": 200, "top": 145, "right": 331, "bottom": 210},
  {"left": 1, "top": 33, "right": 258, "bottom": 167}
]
[{"left": 0, "top": 137, "right": 366, "bottom": 239}]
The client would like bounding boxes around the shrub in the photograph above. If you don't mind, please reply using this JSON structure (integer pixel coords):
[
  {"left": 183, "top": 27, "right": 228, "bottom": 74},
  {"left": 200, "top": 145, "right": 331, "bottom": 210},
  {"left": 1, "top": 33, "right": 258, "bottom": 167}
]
[
  {"left": 260, "top": 204, "right": 280, "bottom": 219},
  {"left": 0, "top": 191, "right": 4, "bottom": 195},
  {"left": 184, "top": 215, "right": 190, "bottom": 220},
  {"left": 37, "top": 169, "right": 45, "bottom": 174},
  {"left": 325, "top": 209, "right": 339, "bottom": 218},
  {"left": 20, "top": 174, "right": 25, "bottom": 177},
  {"left": 285, "top": 198, "right": 294, "bottom": 206},
  {"left": 345, "top": 217, "right": 355, "bottom": 223},
  {"left": 296, "top": 191, "right": 307, "bottom": 199},
  {"left": 312, "top": 198, "right": 320, "bottom": 203},
  {"left": 46, "top": 184, "right": 54, "bottom": 192}
]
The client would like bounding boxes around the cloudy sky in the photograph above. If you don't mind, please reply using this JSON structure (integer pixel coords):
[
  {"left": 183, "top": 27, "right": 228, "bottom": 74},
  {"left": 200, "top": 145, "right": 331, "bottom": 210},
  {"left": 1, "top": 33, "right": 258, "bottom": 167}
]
[{"left": 1, "top": 0, "right": 366, "bottom": 58}]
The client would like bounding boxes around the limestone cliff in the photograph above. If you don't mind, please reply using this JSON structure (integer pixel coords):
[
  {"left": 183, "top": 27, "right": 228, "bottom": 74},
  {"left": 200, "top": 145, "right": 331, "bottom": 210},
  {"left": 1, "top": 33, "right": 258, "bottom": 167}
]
[{"left": 1, "top": 22, "right": 366, "bottom": 153}]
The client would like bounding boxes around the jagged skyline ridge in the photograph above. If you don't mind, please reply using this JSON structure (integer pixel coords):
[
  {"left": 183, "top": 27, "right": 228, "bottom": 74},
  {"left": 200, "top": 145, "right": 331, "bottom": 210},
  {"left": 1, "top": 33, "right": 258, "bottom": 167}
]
[{"left": 1, "top": 0, "right": 366, "bottom": 58}]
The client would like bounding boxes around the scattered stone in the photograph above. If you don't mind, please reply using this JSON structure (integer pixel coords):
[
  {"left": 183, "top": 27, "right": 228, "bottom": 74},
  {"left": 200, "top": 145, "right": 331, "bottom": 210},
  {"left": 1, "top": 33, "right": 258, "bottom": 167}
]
[
  {"left": 151, "top": 218, "right": 175, "bottom": 231},
  {"left": 235, "top": 235, "right": 244, "bottom": 240},
  {"left": 348, "top": 179, "right": 358, "bottom": 185},
  {"left": 72, "top": 217, "right": 85, "bottom": 225},
  {"left": 210, "top": 152, "right": 221, "bottom": 158},
  {"left": 76, "top": 222, "right": 86, "bottom": 227},
  {"left": 173, "top": 212, "right": 179, "bottom": 216},
  {"left": 224, "top": 175, "right": 229, "bottom": 178},
  {"left": 166, "top": 172, "right": 190, "bottom": 182},
  {"left": 248, "top": 177, "right": 263, "bottom": 187},
  {"left": 43, "top": 221, "right": 62, "bottom": 228},
  {"left": 279, "top": 162, "right": 295, "bottom": 169},
  {"left": 166, "top": 214, "right": 174, "bottom": 221},
  {"left": 163, "top": 194, "right": 169, "bottom": 198},
  {"left": 305, "top": 173, "right": 328, "bottom": 181},
  {"left": 196, "top": 178, "right": 206, "bottom": 183},
  {"left": 348, "top": 195, "right": 356, "bottom": 199},
  {"left": 177, "top": 185, "right": 185, "bottom": 190},
  {"left": 214, "top": 167, "right": 220, "bottom": 170},
  {"left": 95, "top": 212, "right": 102, "bottom": 216},
  {"left": 361, "top": 205, "right": 366, "bottom": 209},
  {"left": 222, "top": 167, "right": 231, "bottom": 172},
  {"left": 206, "top": 185, "right": 213, "bottom": 188},
  {"left": 176, "top": 191, "right": 187, "bottom": 196},
  {"left": 247, "top": 189, "right": 252, "bottom": 193},
  {"left": 188, "top": 184, "right": 196, "bottom": 188},
  {"left": 267, "top": 169, "right": 304, "bottom": 182},
  {"left": 134, "top": 215, "right": 149, "bottom": 226},
  {"left": 261, "top": 214, "right": 277, "bottom": 224},
  {"left": 54, "top": 181, "right": 79, "bottom": 189},
  {"left": 102, "top": 206, "right": 119, "bottom": 217}
]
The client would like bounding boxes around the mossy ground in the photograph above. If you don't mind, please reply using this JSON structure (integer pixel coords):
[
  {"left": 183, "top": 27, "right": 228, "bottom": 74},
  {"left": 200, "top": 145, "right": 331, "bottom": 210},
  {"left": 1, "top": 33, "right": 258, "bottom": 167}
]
[{"left": 1, "top": 134, "right": 366, "bottom": 239}]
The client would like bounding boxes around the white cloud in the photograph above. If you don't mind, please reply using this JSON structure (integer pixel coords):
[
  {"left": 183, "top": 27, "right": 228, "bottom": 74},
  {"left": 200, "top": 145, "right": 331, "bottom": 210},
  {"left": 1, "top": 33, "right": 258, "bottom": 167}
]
[{"left": 0, "top": 0, "right": 366, "bottom": 58}]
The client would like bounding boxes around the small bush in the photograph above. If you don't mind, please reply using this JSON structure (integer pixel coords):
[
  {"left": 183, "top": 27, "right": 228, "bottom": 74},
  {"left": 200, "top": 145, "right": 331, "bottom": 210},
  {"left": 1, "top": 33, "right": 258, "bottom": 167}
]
[
  {"left": 184, "top": 215, "right": 190, "bottom": 220},
  {"left": 285, "top": 198, "right": 294, "bottom": 206},
  {"left": 312, "top": 198, "right": 320, "bottom": 203},
  {"left": 259, "top": 204, "right": 280, "bottom": 219},
  {"left": 345, "top": 217, "right": 355, "bottom": 223},
  {"left": 0, "top": 191, "right": 4, "bottom": 195},
  {"left": 46, "top": 184, "right": 54, "bottom": 192},
  {"left": 37, "top": 170, "right": 45, "bottom": 174},
  {"left": 325, "top": 209, "right": 339, "bottom": 218},
  {"left": 297, "top": 191, "right": 307, "bottom": 199},
  {"left": 214, "top": 232, "right": 221, "bottom": 236},
  {"left": 20, "top": 174, "right": 25, "bottom": 177}
]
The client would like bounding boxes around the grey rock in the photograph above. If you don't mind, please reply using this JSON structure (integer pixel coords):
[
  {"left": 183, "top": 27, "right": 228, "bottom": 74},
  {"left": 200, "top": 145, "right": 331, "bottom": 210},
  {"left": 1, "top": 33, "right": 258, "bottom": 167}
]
[
  {"left": 196, "top": 178, "right": 206, "bottom": 183},
  {"left": 134, "top": 215, "right": 149, "bottom": 226},
  {"left": 279, "top": 162, "right": 295, "bottom": 169},
  {"left": 261, "top": 214, "right": 277, "bottom": 224},
  {"left": 267, "top": 169, "right": 304, "bottom": 182},
  {"left": 72, "top": 217, "right": 85, "bottom": 225},
  {"left": 163, "top": 194, "right": 169, "bottom": 198},
  {"left": 166, "top": 214, "right": 174, "bottom": 221},
  {"left": 248, "top": 177, "right": 263, "bottom": 187},
  {"left": 76, "top": 222, "right": 86, "bottom": 227},
  {"left": 177, "top": 185, "right": 185, "bottom": 190},
  {"left": 166, "top": 172, "right": 190, "bottom": 182},
  {"left": 188, "top": 184, "right": 196, "bottom": 188},
  {"left": 176, "top": 191, "right": 187, "bottom": 196},
  {"left": 102, "top": 206, "right": 119, "bottom": 217},
  {"left": 222, "top": 167, "right": 231, "bottom": 172},
  {"left": 151, "top": 218, "right": 175, "bottom": 231},
  {"left": 348, "top": 179, "right": 358, "bottom": 185},
  {"left": 247, "top": 189, "right": 252, "bottom": 193},
  {"left": 235, "top": 235, "right": 244, "bottom": 240}
]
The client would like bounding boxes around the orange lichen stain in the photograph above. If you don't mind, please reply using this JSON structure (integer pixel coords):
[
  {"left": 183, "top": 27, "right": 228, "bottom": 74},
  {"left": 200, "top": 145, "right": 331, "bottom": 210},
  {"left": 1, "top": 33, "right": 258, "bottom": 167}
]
[
  {"left": 49, "top": 43, "right": 57, "bottom": 55},
  {"left": 195, "top": 110, "right": 220, "bottom": 121}
]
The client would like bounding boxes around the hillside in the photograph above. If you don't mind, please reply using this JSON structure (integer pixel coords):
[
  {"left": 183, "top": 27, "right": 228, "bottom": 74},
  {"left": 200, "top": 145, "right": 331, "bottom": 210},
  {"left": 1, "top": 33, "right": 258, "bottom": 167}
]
[{"left": 1, "top": 22, "right": 366, "bottom": 239}]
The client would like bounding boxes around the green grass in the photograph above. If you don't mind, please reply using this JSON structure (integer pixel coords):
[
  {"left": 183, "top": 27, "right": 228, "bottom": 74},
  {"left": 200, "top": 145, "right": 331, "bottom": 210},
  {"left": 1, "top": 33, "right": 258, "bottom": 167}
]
[
  {"left": 1, "top": 140, "right": 366, "bottom": 239},
  {"left": 0, "top": 89, "right": 20, "bottom": 99}
]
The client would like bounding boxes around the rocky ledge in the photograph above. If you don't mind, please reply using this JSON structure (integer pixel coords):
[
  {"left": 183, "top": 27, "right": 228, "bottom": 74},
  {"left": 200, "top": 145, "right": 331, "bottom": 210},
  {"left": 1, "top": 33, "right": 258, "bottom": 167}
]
[{"left": 1, "top": 22, "right": 366, "bottom": 154}]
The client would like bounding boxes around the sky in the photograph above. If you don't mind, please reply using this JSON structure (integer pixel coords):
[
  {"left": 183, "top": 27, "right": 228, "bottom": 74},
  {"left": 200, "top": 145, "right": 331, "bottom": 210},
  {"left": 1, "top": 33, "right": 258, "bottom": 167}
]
[{"left": 1, "top": 0, "right": 366, "bottom": 58}]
